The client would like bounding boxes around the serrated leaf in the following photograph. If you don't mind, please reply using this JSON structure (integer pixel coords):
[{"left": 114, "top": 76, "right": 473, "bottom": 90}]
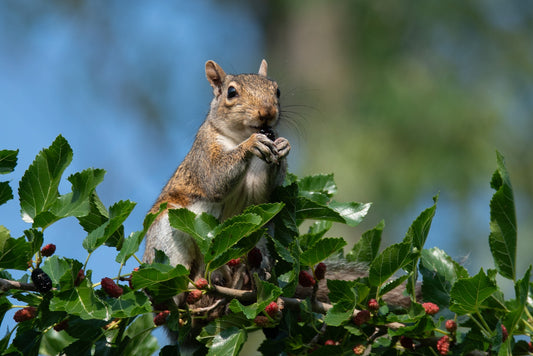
[
  {"left": 206, "top": 213, "right": 262, "bottom": 264},
  {"left": 369, "top": 242, "right": 412, "bottom": 287},
  {"left": 229, "top": 276, "right": 282, "bottom": 319},
  {"left": 82, "top": 200, "right": 135, "bottom": 252},
  {"left": 420, "top": 247, "right": 468, "bottom": 307},
  {"left": 329, "top": 201, "right": 371, "bottom": 227},
  {"left": 346, "top": 220, "right": 383, "bottom": 263},
  {"left": 50, "top": 279, "right": 110, "bottom": 320},
  {"left": 379, "top": 275, "right": 409, "bottom": 297},
  {"left": 300, "top": 237, "right": 346, "bottom": 267},
  {"left": 296, "top": 197, "right": 370, "bottom": 227},
  {"left": 207, "top": 327, "right": 247, "bottom": 356},
  {"left": 0, "top": 226, "right": 33, "bottom": 270},
  {"left": 116, "top": 203, "right": 166, "bottom": 265},
  {"left": 51, "top": 169, "right": 105, "bottom": 217},
  {"left": 449, "top": 268, "right": 498, "bottom": 315},
  {"left": 41, "top": 256, "right": 83, "bottom": 290},
  {"left": 0, "top": 149, "right": 18, "bottom": 174},
  {"left": 131, "top": 264, "right": 189, "bottom": 302},
  {"left": 106, "top": 291, "right": 152, "bottom": 318},
  {"left": 324, "top": 303, "right": 354, "bottom": 326},
  {"left": 24, "top": 228, "right": 44, "bottom": 256},
  {"left": 488, "top": 151, "right": 517, "bottom": 281},
  {"left": 243, "top": 203, "right": 284, "bottom": 225},
  {"left": 298, "top": 174, "right": 337, "bottom": 201},
  {"left": 403, "top": 195, "right": 438, "bottom": 250},
  {"left": 77, "top": 192, "right": 109, "bottom": 232},
  {"left": 168, "top": 208, "right": 219, "bottom": 256},
  {"left": 504, "top": 266, "right": 531, "bottom": 335},
  {"left": 0, "top": 182, "right": 13, "bottom": 206},
  {"left": 18, "top": 135, "right": 73, "bottom": 223}
]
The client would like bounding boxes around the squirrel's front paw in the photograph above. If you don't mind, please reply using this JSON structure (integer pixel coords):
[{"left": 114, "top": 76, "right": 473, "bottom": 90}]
[
  {"left": 274, "top": 137, "right": 290, "bottom": 159},
  {"left": 251, "top": 133, "right": 279, "bottom": 164}
]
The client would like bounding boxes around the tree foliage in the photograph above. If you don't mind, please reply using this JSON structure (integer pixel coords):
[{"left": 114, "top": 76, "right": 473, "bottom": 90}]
[{"left": 0, "top": 136, "right": 532, "bottom": 355}]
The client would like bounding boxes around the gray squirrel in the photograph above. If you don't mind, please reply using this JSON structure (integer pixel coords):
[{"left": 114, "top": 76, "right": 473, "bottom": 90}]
[{"left": 142, "top": 59, "right": 289, "bottom": 282}]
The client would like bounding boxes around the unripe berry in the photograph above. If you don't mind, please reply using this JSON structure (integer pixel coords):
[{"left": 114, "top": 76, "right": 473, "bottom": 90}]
[
  {"left": 101, "top": 277, "right": 123, "bottom": 298},
  {"left": 298, "top": 270, "right": 316, "bottom": 287},
  {"left": 195, "top": 278, "right": 208, "bottom": 289},
  {"left": 254, "top": 315, "right": 269, "bottom": 327},
  {"left": 353, "top": 310, "right": 371, "bottom": 326},
  {"left": 153, "top": 310, "right": 170, "bottom": 326},
  {"left": 314, "top": 262, "right": 327, "bottom": 280},
  {"left": 353, "top": 344, "right": 365, "bottom": 355},
  {"left": 422, "top": 302, "right": 439, "bottom": 315},
  {"left": 367, "top": 298, "right": 379, "bottom": 311},
  {"left": 227, "top": 258, "right": 241, "bottom": 267},
  {"left": 31, "top": 268, "right": 52, "bottom": 293},
  {"left": 13, "top": 306, "right": 37, "bottom": 322},
  {"left": 265, "top": 301, "right": 279, "bottom": 318},
  {"left": 41, "top": 243, "right": 56, "bottom": 257},
  {"left": 436, "top": 335, "right": 450, "bottom": 355},
  {"left": 247, "top": 247, "right": 263, "bottom": 268},
  {"left": 445, "top": 319, "right": 457, "bottom": 332},
  {"left": 186, "top": 289, "right": 202, "bottom": 304},
  {"left": 501, "top": 324, "right": 508, "bottom": 342},
  {"left": 324, "top": 340, "right": 336, "bottom": 346},
  {"left": 75, "top": 269, "right": 85, "bottom": 286}
]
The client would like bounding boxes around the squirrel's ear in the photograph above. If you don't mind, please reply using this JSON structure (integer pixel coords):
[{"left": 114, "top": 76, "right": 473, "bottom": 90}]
[
  {"left": 205, "top": 60, "right": 226, "bottom": 96},
  {"left": 258, "top": 59, "right": 268, "bottom": 77}
]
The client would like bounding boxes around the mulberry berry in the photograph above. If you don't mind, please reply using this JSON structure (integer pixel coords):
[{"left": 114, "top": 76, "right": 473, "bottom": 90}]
[
  {"left": 31, "top": 268, "right": 52, "bottom": 293},
  {"left": 314, "top": 262, "right": 327, "bottom": 280},
  {"left": 13, "top": 306, "right": 37, "bottom": 322},
  {"left": 353, "top": 310, "right": 371, "bottom": 326},
  {"left": 247, "top": 247, "right": 263, "bottom": 268},
  {"left": 265, "top": 301, "right": 279, "bottom": 318},
  {"left": 259, "top": 127, "right": 276, "bottom": 141},
  {"left": 254, "top": 315, "right": 269, "bottom": 327},
  {"left": 101, "top": 277, "right": 123, "bottom": 298},
  {"left": 153, "top": 310, "right": 170, "bottom": 326},
  {"left": 53, "top": 319, "right": 69, "bottom": 331},
  {"left": 227, "top": 258, "right": 241, "bottom": 267},
  {"left": 186, "top": 289, "right": 203, "bottom": 304},
  {"left": 445, "top": 319, "right": 457, "bottom": 332},
  {"left": 195, "top": 278, "right": 208, "bottom": 289},
  {"left": 41, "top": 243, "right": 56, "bottom": 257},
  {"left": 75, "top": 269, "right": 85, "bottom": 286},
  {"left": 298, "top": 270, "right": 316, "bottom": 287},
  {"left": 436, "top": 335, "right": 450, "bottom": 355},
  {"left": 422, "top": 302, "right": 439, "bottom": 315},
  {"left": 367, "top": 298, "right": 379, "bottom": 311}
]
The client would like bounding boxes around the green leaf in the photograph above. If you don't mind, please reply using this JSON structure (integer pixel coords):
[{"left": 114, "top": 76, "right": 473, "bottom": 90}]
[
  {"left": 50, "top": 278, "right": 110, "bottom": 320},
  {"left": 0, "top": 150, "right": 16, "bottom": 203},
  {"left": 208, "top": 229, "right": 264, "bottom": 272},
  {"left": 168, "top": 208, "right": 219, "bottom": 255},
  {"left": 229, "top": 276, "right": 282, "bottom": 319},
  {"left": 206, "top": 213, "right": 262, "bottom": 264},
  {"left": 0, "top": 149, "right": 18, "bottom": 174},
  {"left": 207, "top": 327, "right": 247, "bottom": 356},
  {"left": 403, "top": 195, "right": 438, "bottom": 250},
  {"left": 82, "top": 200, "right": 136, "bottom": 252},
  {"left": 297, "top": 174, "right": 337, "bottom": 204},
  {"left": 18, "top": 135, "right": 73, "bottom": 223},
  {"left": 41, "top": 256, "right": 83, "bottom": 290},
  {"left": 243, "top": 203, "right": 284, "bottom": 225},
  {"left": 131, "top": 263, "right": 189, "bottom": 302},
  {"left": 0, "top": 226, "right": 33, "bottom": 270},
  {"left": 300, "top": 237, "right": 346, "bottom": 267},
  {"left": 346, "top": 220, "right": 383, "bottom": 263},
  {"left": 116, "top": 203, "right": 166, "bottom": 265},
  {"left": 488, "top": 151, "right": 517, "bottom": 281},
  {"left": 121, "top": 314, "right": 159, "bottom": 356},
  {"left": 77, "top": 192, "right": 109, "bottom": 232},
  {"left": 449, "top": 268, "right": 498, "bottom": 315},
  {"left": 106, "top": 291, "right": 152, "bottom": 318},
  {"left": 296, "top": 197, "right": 370, "bottom": 227},
  {"left": 0, "top": 182, "right": 13, "bottom": 206},
  {"left": 369, "top": 242, "right": 412, "bottom": 287},
  {"left": 419, "top": 247, "right": 468, "bottom": 307},
  {"left": 504, "top": 266, "right": 531, "bottom": 335},
  {"left": 324, "top": 279, "right": 359, "bottom": 326}
]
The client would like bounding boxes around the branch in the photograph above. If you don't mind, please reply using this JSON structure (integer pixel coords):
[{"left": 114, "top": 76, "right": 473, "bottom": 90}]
[
  {"left": 213, "top": 285, "right": 256, "bottom": 302},
  {"left": 0, "top": 278, "right": 36, "bottom": 292}
]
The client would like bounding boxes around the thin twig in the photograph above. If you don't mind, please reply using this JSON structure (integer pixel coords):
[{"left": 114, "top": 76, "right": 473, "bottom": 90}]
[{"left": 0, "top": 278, "right": 36, "bottom": 292}]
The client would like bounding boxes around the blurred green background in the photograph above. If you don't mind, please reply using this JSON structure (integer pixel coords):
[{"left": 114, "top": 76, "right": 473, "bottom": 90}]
[{"left": 1, "top": 0, "right": 532, "bottom": 349}]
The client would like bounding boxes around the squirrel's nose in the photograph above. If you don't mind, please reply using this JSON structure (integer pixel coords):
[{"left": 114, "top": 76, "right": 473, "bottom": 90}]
[{"left": 258, "top": 105, "right": 278, "bottom": 123}]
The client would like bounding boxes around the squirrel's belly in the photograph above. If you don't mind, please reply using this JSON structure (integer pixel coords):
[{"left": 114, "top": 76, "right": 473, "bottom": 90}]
[{"left": 221, "top": 157, "right": 271, "bottom": 220}]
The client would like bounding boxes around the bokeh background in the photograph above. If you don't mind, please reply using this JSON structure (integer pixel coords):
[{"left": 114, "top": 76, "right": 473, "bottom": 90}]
[{"left": 1, "top": 0, "right": 532, "bottom": 351}]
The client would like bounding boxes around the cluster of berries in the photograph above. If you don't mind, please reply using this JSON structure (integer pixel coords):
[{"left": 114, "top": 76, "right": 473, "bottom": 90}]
[{"left": 298, "top": 262, "right": 327, "bottom": 288}]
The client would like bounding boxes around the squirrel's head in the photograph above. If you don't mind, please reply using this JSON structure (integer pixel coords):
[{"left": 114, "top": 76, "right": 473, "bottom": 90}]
[{"left": 205, "top": 59, "right": 281, "bottom": 144}]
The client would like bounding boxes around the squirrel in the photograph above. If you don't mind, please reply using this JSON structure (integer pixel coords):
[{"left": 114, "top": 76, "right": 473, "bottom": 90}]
[{"left": 142, "top": 59, "right": 290, "bottom": 281}]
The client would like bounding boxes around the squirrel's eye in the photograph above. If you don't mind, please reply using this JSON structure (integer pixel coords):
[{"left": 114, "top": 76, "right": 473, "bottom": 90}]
[
  {"left": 227, "top": 86, "right": 238, "bottom": 99},
  {"left": 276, "top": 88, "right": 281, "bottom": 98}
]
